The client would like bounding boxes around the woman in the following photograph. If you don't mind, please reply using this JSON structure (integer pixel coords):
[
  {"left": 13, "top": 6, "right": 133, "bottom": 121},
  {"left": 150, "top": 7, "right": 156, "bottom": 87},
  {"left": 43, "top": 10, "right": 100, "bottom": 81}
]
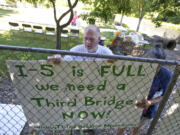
[{"left": 117, "top": 46, "right": 172, "bottom": 135}]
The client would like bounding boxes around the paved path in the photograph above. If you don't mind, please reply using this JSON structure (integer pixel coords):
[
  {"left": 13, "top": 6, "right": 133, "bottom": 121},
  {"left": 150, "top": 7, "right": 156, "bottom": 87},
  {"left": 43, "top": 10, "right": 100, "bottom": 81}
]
[
  {"left": 1, "top": 7, "right": 179, "bottom": 36},
  {"left": 0, "top": 7, "right": 87, "bottom": 32},
  {"left": 122, "top": 16, "right": 180, "bottom": 38}
]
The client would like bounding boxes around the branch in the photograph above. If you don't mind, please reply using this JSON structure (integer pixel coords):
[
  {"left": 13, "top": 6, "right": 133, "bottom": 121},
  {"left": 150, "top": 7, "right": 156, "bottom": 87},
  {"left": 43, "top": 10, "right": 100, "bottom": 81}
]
[
  {"left": 138, "top": 2, "right": 141, "bottom": 18},
  {"left": 140, "top": 1, "right": 146, "bottom": 19},
  {"left": 58, "top": 0, "right": 78, "bottom": 24},
  {"left": 50, "top": 0, "right": 58, "bottom": 23}
]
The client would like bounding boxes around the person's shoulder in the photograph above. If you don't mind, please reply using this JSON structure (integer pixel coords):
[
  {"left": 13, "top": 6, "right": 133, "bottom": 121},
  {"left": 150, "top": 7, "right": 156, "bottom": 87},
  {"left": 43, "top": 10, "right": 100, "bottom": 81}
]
[
  {"left": 98, "top": 45, "right": 113, "bottom": 55},
  {"left": 70, "top": 44, "right": 84, "bottom": 51},
  {"left": 160, "top": 67, "right": 172, "bottom": 79}
]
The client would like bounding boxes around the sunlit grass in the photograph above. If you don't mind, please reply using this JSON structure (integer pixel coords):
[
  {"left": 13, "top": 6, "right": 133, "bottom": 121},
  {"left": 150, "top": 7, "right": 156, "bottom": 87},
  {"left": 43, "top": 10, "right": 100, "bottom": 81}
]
[
  {"left": 0, "top": 8, "right": 18, "bottom": 17},
  {"left": 162, "top": 22, "right": 180, "bottom": 32}
]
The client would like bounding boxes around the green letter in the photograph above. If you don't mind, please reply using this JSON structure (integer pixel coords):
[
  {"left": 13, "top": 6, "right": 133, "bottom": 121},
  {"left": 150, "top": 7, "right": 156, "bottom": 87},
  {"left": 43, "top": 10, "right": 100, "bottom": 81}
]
[
  {"left": 113, "top": 65, "right": 125, "bottom": 76},
  {"left": 115, "top": 100, "right": 124, "bottom": 109},
  {"left": 87, "top": 84, "right": 94, "bottom": 91},
  {"left": 40, "top": 64, "right": 54, "bottom": 77},
  {"left": 101, "top": 65, "right": 111, "bottom": 77},
  {"left": 66, "top": 83, "right": 75, "bottom": 91},
  {"left": 15, "top": 65, "right": 27, "bottom": 77},
  {"left": 77, "top": 84, "right": 85, "bottom": 91},
  {"left": 62, "top": 112, "right": 74, "bottom": 119},
  {"left": 72, "top": 66, "right": 76, "bottom": 77},
  {"left": 78, "top": 111, "right": 88, "bottom": 119},
  {"left": 91, "top": 112, "right": 105, "bottom": 119},
  {"left": 85, "top": 96, "right": 95, "bottom": 106},
  {"left": 127, "top": 65, "right": 135, "bottom": 76},
  {"left": 137, "top": 65, "right": 145, "bottom": 76},
  {"left": 50, "top": 84, "right": 59, "bottom": 91},
  {"left": 35, "top": 84, "right": 49, "bottom": 91},
  {"left": 116, "top": 84, "right": 126, "bottom": 91},
  {"left": 68, "top": 99, "right": 76, "bottom": 107},
  {"left": 97, "top": 80, "right": 107, "bottom": 91},
  {"left": 77, "top": 69, "right": 83, "bottom": 77},
  {"left": 126, "top": 100, "right": 134, "bottom": 105},
  {"left": 46, "top": 98, "right": 55, "bottom": 108},
  {"left": 31, "top": 97, "right": 44, "bottom": 107}
]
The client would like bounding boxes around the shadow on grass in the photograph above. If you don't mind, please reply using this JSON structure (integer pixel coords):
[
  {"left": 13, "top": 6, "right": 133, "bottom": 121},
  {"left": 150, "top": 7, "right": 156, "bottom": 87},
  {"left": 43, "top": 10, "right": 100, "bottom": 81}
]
[{"left": 0, "top": 8, "right": 18, "bottom": 17}]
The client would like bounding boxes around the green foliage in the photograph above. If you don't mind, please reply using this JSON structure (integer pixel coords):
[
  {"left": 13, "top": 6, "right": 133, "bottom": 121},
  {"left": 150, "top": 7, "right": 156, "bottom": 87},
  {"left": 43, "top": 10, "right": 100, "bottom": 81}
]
[
  {"left": 167, "top": 16, "right": 180, "bottom": 24},
  {"left": 152, "top": 18, "right": 162, "bottom": 27},
  {"left": 80, "top": 0, "right": 132, "bottom": 24},
  {"left": 100, "top": 32, "right": 115, "bottom": 46},
  {"left": 91, "top": 8, "right": 113, "bottom": 23},
  {"left": 150, "top": 0, "right": 180, "bottom": 26},
  {"left": 88, "top": 18, "right": 95, "bottom": 24},
  {"left": 112, "top": 0, "right": 131, "bottom": 14},
  {"left": 79, "top": 0, "right": 113, "bottom": 23},
  {"left": 121, "top": 23, "right": 129, "bottom": 29},
  {"left": 5, "top": 0, "right": 16, "bottom": 4},
  {"left": 19, "top": 0, "right": 53, "bottom": 7},
  {"left": 79, "top": 13, "right": 96, "bottom": 24}
]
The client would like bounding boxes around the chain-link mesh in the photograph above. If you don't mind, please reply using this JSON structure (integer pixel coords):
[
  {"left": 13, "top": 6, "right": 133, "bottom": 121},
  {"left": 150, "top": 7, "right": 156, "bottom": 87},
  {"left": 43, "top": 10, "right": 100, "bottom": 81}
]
[
  {"left": 153, "top": 77, "right": 180, "bottom": 135},
  {"left": 0, "top": 45, "right": 180, "bottom": 135}
]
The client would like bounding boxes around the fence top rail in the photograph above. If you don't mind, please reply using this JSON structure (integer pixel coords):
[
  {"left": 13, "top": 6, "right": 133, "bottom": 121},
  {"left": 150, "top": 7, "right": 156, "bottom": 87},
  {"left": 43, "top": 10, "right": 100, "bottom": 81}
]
[{"left": 0, "top": 44, "right": 180, "bottom": 65}]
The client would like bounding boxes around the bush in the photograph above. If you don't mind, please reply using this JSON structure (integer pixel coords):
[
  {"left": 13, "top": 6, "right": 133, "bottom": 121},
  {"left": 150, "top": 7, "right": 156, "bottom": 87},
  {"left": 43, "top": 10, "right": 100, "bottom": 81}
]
[
  {"left": 88, "top": 18, "right": 96, "bottom": 24},
  {"left": 167, "top": 16, "right": 180, "bottom": 24},
  {"left": 121, "top": 23, "right": 129, "bottom": 29}
]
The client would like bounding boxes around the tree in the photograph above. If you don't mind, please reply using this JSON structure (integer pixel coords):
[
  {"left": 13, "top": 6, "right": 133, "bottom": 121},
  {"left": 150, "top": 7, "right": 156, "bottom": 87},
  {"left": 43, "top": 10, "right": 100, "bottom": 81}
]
[
  {"left": 50, "top": 0, "right": 78, "bottom": 49},
  {"left": 131, "top": 0, "right": 153, "bottom": 32},
  {"left": 150, "top": 0, "right": 180, "bottom": 27},
  {"left": 112, "top": 0, "right": 131, "bottom": 25},
  {"left": 19, "top": 0, "right": 78, "bottom": 49},
  {"left": 80, "top": 0, "right": 114, "bottom": 24},
  {"left": 80, "top": 0, "right": 132, "bottom": 25}
]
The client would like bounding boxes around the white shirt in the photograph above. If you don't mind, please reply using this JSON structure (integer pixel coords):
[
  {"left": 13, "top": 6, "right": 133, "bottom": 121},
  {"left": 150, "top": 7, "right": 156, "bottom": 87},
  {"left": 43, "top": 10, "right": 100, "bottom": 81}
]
[{"left": 64, "top": 44, "right": 113, "bottom": 61}]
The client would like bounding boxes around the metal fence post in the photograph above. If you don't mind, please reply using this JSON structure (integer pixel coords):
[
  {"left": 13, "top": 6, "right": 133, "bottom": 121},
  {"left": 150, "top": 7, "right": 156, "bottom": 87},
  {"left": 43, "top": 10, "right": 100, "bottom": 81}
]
[{"left": 146, "top": 64, "right": 180, "bottom": 135}]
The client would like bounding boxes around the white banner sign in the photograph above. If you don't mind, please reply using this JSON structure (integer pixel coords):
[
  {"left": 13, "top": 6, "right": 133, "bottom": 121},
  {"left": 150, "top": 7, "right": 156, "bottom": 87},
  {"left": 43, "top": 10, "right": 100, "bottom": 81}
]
[{"left": 7, "top": 60, "right": 157, "bottom": 130}]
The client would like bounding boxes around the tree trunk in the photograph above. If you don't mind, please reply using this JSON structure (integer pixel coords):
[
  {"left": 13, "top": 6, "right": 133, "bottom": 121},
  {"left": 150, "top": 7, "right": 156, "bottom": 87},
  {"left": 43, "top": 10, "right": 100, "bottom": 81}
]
[
  {"left": 136, "top": 2, "right": 145, "bottom": 32},
  {"left": 33, "top": 3, "right": 37, "bottom": 8},
  {"left": 51, "top": 0, "right": 78, "bottom": 49},
  {"left": 56, "top": 26, "right": 61, "bottom": 49},
  {"left": 136, "top": 17, "right": 143, "bottom": 32},
  {"left": 120, "top": 12, "right": 124, "bottom": 25}
]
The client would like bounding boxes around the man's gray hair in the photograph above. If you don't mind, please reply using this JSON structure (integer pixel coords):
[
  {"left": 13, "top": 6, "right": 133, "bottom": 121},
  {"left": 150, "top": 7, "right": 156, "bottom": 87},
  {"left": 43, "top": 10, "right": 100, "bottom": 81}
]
[{"left": 85, "top": 25, "right": 100, "bottom": 36}]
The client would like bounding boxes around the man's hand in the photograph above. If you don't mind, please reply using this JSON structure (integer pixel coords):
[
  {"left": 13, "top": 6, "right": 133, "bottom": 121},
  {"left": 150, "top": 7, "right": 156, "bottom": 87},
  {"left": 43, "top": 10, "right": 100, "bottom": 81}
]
[
  {"left": 136, "top": 98, "right": 152, "bottom": 109},
  {"left": 107, "top": 59, "right": 118, "bottom": 63},
  {"left": 47, "top": 54, "right": 62, "bottom": 64}
]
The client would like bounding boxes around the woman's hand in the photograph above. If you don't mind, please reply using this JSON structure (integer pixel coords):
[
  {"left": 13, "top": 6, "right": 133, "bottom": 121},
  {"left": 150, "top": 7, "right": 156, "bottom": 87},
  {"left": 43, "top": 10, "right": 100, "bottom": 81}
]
[{"left": 136, "top": 98, "right": 152, "bottom": 109}]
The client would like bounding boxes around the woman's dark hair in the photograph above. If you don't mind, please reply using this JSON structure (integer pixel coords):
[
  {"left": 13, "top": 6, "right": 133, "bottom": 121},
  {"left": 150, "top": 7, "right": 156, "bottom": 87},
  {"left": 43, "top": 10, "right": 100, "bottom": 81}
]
[{"left": 146, "top": 45, "right": 166, "bottom": 59}]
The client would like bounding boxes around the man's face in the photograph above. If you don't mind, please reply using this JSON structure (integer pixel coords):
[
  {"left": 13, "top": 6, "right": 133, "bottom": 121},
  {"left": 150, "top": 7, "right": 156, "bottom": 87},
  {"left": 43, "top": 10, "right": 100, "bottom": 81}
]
[{"left": 84, "top": 29, "right": 100, "bottom": 53}]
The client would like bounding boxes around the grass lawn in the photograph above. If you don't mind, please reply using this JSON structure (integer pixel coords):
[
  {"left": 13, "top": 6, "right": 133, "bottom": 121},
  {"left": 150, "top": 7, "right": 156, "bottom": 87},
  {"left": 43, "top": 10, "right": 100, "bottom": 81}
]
[{"left": 0, "top": 30, "right": 85, "bottom": 79}]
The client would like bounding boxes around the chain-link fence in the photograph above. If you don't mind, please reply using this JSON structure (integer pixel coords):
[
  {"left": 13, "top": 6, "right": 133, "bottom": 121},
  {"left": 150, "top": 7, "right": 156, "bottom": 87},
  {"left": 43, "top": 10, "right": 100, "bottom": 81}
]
[{"left": 0, "top": 45, "right": 180, "bottom": 135}]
